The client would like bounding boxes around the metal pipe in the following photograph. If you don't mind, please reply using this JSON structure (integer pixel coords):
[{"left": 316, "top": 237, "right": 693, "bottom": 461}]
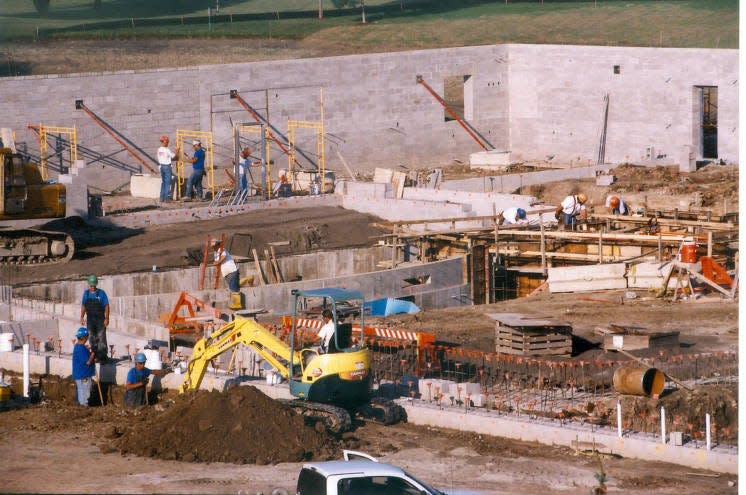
[
  {"left": 23, "top": 343, "right": 30, "bottom": 398},
  {"left": 415, "top": 75, "right": 489, "bottom": 151}
]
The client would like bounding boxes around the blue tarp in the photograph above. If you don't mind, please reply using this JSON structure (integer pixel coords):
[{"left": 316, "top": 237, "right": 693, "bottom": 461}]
[{"left": 364, "top": 297, "right": 420, "bottom": 317}]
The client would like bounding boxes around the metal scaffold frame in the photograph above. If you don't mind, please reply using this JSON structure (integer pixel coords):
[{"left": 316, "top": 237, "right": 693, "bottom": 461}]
[
  {"left": 288, "top": 119, "right": 325, "bottom": 193},
  {"left": 175, "top": 130, "right": 214, "bottom": 200},
  {"left": 38, "top": 124, "right": 77, "bottom": 179}
]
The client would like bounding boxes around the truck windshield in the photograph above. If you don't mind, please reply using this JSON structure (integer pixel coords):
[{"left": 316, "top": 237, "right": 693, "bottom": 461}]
[
  {"left": 403, "top": 470, "right": 443, "bottom": 495},
  {"left": 297, "top": 468, "right": 326, "bottom": 495}
]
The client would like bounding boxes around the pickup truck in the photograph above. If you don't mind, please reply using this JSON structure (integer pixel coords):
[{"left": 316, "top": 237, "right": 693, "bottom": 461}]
[{"left": 295, "top": 450, "right": 479, "bottom": 495}]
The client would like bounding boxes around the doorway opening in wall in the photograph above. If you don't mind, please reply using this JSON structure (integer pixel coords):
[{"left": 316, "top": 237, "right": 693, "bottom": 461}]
[
  {"left": 443, "top": 75, "right": 473, "bottom": 122},
  {"left": 698, "top": 86, "right": 718, "bottom": 159}
]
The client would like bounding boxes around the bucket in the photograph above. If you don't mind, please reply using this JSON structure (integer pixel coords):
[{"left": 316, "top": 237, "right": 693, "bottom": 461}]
[
  {"left": 143, "top": 348, "right": 162, "bottom": 370},
  {"left": 679, "top": 237, "right": 698, "bottom": 263},
  {"left": 0, "top": 333, "right": 13, "bottom": 352},
  {"left": 613, "top": 367, "right": 665, "bottom": 397},
  {"left": 229, "top": 292, "right": 243, "bottom": 311}
]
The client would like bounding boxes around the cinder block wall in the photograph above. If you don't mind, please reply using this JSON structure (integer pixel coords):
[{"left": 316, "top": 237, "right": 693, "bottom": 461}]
[
  {"left": 0, "top": 45, "right": 736, "bottom": 192},
  {"left": 507, "top": 44, "right": 738, "bottom": 164}
]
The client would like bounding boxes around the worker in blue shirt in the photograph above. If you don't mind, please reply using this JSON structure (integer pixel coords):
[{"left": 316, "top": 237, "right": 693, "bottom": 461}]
[
  {"left": 72, "top": 328, "right": 95, "bottom": 406},
  {"left": 183, "top": 139, "right": 206, "bottom": 201},
  {"left": 124, "top": 352, "right": 170, "bottom": 408}
]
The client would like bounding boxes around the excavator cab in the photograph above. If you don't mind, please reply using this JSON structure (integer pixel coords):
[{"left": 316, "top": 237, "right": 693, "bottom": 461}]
[{"left": 288, "top": 288, "right": 371, "bottom": 408}]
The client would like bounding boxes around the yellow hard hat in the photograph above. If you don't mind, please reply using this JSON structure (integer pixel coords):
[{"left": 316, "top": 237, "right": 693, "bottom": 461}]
[{"left": 577, "top": 193, "right": 587, "bottom": 203}]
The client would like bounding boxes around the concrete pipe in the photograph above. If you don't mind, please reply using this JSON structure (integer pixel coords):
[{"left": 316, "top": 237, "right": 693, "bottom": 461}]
[{"left": 612, "top": 367, "right": 665, "bottom": 397}]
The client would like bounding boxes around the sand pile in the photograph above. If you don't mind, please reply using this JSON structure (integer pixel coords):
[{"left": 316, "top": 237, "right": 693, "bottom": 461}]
[{"left": 116, "top": 386, "right": 337, "bottom": 464}]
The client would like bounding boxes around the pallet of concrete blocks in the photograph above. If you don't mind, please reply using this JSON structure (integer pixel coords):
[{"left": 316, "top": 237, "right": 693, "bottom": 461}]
[{"left": 418, "top": 378, "right": 456, "bottom": 402}]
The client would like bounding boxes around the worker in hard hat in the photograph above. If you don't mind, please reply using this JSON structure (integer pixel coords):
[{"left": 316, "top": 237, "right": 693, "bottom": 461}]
[
  {"left": 212, "top": 238, "right": 242, "bottom": 310},
  {"left": 605, "top": 194, "right": 629, "bottom": 215},
  {"left": 124, "top": 352, "right": 171, "bottom": 408},
  {"left": 156, "top": 135, "right": 179, "bottom": 203},
  {"left": 555, "top": 193, "right": 588, "bottom": 231},
  {"left": 499, "top": 207, "right": 529, "bottom": 226},
  {"left": 237, "top": 147, "right": 252, "bottom": 194},
  {"left": 80, "top": 274, "right": 110, "bottom": 363},
  {"left": 72, "top": 328, "right": 95, "bottom": 406}
]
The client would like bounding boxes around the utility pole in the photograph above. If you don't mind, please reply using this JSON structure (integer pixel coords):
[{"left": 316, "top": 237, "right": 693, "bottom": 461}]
[
  {"left": 361, "top": 0, "right": 367, "bottom": 23},
  {"left": 318, "top": 0, "right": 323, "bottom": 19}
]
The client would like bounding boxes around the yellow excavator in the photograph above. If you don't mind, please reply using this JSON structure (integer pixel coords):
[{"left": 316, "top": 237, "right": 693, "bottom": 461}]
[
  {"left": 179, "top": 288, "right": 404, "bottom": 432},
  {"left": 0, "top": 130, "right": 74, "bottom": 264}
]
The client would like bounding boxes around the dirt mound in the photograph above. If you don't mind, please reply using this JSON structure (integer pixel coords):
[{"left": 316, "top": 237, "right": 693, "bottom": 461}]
[{"left": 115, "top": 386, "right": 338, "bottom": 464}]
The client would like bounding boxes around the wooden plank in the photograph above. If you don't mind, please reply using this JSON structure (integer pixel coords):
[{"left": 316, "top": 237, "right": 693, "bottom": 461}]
[
  {"left": 270, "top": 246, "right": 284, "bottom": 283},
  {"left": 251, "top": 248, "right": 267, "bottom": 285},
  {"left": 264, "top": 248, "right": 277, "bottom": 283}
]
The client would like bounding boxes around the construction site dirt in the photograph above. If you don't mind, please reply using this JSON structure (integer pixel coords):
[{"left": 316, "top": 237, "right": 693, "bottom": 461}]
[{"left": 0, "top": 164, "right": 738, "bottom": 494}]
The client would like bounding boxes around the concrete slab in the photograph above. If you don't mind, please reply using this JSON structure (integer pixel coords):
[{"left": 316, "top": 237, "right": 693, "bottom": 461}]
[
  {"left": 469, "top": 150, "right": 512, "bottom": 168},
  {"left": 548, "top": 263, "right": 627, "bottom": 293},
  {"left": 130, "top": 174, "right": 161, "bottom": 199}
]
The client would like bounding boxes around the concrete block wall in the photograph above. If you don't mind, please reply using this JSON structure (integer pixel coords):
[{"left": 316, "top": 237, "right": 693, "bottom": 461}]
[
  {"left": 506, "top": 44, "right": 738, "bottom": 165},
  {"left": 2, "top": 45, "right": 733, "bottom": 192}
]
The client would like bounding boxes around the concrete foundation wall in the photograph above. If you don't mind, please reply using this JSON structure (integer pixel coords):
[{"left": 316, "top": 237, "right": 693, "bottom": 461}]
[
  {"left": 507, "top": 44, "right": 738, "bottom": 165},
  {"left": 0, "top": 45, "right": 734, "bottom": 192}
]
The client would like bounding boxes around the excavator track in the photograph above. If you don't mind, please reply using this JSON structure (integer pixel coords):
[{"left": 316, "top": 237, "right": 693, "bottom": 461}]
[
  {"left": 0, "top": 229, "right": 75, "bottom": 265},
  {"left": 355, "top": 397, "right": 406, "bottom": 426},
  {"left": 278, "top": 399, "right": 353, "bottom": 434}
]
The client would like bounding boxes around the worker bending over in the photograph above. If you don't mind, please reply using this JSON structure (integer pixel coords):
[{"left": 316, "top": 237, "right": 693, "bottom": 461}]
[
  {"left": 605, "top": 195, "right": 629, "bottom": 215},
  {"left": 556, "top": 193, "right": 588, "bottom": 230},
  {"left": 124, "top": 353, "right": 170, "bottom": 408},
  {"left": 499, "top": 207, "right": 528, "bottom": 226}
]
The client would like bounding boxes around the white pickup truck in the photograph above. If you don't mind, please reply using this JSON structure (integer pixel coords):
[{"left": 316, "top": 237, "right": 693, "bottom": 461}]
[{"left": 294, "top": 450, "right": 479, "bottom": 495}]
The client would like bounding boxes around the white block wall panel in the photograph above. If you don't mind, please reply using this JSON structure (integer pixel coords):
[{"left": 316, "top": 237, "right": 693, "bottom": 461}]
[
  {"left": 548, "top": 263, "right": 627, "bottom": 293},
  {"left": 627, "top": 261, "right": 677, "bottom": 290}
]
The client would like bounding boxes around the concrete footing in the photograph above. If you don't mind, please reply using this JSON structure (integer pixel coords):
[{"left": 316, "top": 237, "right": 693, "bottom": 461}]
[{"left": 397, "top": 399, "right": 737, "bottom": 474}]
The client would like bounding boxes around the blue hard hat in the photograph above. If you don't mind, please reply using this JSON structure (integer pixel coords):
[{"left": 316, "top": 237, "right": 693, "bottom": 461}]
[
  {"left": 517, "top": 208, "right": 527, "bottom": 219},
  {"left": 76, "top": 327, "right": 89, "bottom": 339},
  {"left": 134, "top": 352, "right": 147, "bottom": 363}
]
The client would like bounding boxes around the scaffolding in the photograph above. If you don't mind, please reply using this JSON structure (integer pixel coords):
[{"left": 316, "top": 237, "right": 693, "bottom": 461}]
[
  {"left": 38, "top": 125, "right": 77, "bottom": 179},
  {"left": 288, "top": 119, "right": 325, "bottom": 193},
  {"left": 175, "top": 130, "right": 214, "bottom": 200}
]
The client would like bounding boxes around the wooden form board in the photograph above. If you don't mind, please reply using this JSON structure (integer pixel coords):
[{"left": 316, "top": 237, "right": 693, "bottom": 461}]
[{"left": 486, "top": 313, "right": 573, "bottom": 357}]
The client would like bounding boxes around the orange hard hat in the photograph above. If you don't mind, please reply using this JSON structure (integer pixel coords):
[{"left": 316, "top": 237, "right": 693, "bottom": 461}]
[
  {"left": 159, "top": 135, "right": 169, "bottom": 142},
  {"left": 609, "top": 196, "right": 620, "bottom": 208}
]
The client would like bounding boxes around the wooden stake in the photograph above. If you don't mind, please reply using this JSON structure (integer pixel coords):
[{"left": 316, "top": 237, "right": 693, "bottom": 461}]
[{"left": 252, "top": 248, "right": 267, "bottom": 285}]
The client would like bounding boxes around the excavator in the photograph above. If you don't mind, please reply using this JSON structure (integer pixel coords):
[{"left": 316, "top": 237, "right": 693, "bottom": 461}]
[
  {"left": 179, "top": 288, "right": 403, "bottom": 432},
  {"left": 0, "top": 129, "right": 74, "bottom": 264}
]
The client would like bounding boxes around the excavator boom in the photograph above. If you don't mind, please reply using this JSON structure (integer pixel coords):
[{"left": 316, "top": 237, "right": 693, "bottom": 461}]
[{"left": 180, "top": 317, "right": 300, "bottom": 393}]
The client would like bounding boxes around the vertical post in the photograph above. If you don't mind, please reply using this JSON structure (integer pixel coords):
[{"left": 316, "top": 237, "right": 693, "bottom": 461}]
[
  {"left": 23, "top": 343, "right": 30, "bottom": 398},
  {"left": 540, "top": 217, "right": 547, "bottom": 276},
  {"left": 598, "top": 231, "right": 603, "bottom": 264},
  {"left": 707, "top": 231, "right": 713, "bottom": 257},
  {"left": 706, "top": 413, "right": 711, "bottom": 450},
  {"left": 658, "top": 232, "right": 663, "bottom": 263},
  {"left": 617, "top": 400, "right": 623, "bottom": 438},
  {"left": 661, "top": 406, "right": 666, "bottom": 444},
  {"left": 492, "top": 204, "right": 499, "bottom": 260}
]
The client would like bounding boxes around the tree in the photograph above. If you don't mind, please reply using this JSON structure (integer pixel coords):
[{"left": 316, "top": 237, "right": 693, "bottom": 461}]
[{"left": 330, "top": 0, "right": 366, "bottom": 23}]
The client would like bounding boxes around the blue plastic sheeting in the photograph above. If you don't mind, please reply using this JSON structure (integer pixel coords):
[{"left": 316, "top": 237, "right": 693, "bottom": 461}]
[{"left": 364, "top": 297, "right": 420, "bottom": 317}]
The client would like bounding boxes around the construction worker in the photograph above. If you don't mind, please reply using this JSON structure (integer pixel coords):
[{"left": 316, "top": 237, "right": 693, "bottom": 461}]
[
  {"left": 237, "top": 147, "right": 252, "bottom": 193},
  {"left": 183, "top": 139, "right": 206, "bottom": 201},
  {"left": 605, "top": 194, "right": 629, "bottom": 215},
  {"left": 317, "top": 309, "right": 336, "bottom": 353},
  {"left": 72, "top": 327, "right": 95, "bottom": 406},
  {"left": 212, "top": 239, "right": 241, "bottom": 309},
  {"left": 156, "top": 135, "right": 178, "bottom": 203},
  {"left": 499, "top": 207, "right": 528, "bottom": 226},
  {"left": 555, "top": 193, "right": 588, "bottom": 231},
  {"left": 124, "top": 352, "right": 170, "bottom": 408},
  {"left": 80, "top": 274, "right": 109, "bottom": 363}
]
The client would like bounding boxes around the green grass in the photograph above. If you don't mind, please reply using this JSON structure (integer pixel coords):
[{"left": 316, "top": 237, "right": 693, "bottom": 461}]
[{"left": 0, "top": 0, "right": 738, "bottom": 48}]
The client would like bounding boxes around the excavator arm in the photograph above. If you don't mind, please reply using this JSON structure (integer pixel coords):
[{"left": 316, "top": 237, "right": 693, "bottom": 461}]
[{"left": 179, "top": 317, "right": 302, "bottom": 393}]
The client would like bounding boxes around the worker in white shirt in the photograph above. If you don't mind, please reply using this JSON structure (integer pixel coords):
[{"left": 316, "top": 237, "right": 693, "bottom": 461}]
[
  {"left": 317, "top": 309, "right": 336, "bottom": 353},
  {"left": 499, "top": 207, "right": 528, "bottom": 226},
  {"left": 605, "top": 195, "right": 629, "bottom": 215},
  {"left": 555, "top": 193, "right": 588, "bottom": 230}
]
